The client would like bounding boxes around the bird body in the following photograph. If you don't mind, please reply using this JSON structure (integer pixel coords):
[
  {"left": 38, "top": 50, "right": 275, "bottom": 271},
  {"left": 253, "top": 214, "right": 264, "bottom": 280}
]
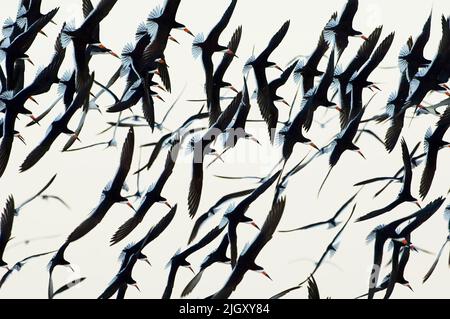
[
  {"left": 419, "top": 106, "right": 450, "bottom": 199},
  {"left": 211, "top": 197, "right": 286, "bottom": 299},
  {"left": 111, "top": 142, "right": 179, "bottom": 245},
  {"left": 245, "top": 20, "right": 290, "bottom": 143},
  {"left": 48, "top": 128, "right": 135, "bottom": 297},
  {"left": 357, "top": 139, "right": 420, "bottom": 222}
]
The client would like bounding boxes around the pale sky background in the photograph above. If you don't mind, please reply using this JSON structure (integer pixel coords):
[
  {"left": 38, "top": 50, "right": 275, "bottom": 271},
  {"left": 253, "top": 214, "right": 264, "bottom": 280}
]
[{"left": 0, "top": 0, "right": 449, "bottom": 299}]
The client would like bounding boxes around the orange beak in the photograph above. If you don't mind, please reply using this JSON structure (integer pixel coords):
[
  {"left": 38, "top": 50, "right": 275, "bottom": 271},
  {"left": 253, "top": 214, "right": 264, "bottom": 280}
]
[
  {"left": 308, "top": 142, "right": 320, "bottom": 151},
  {"left": 16, "top": 134, "right": 26, "bottom": 145},
  {"left": 109, "top": 51, "right": 120, "bottom": 59},
  {"left": 250, "top": 221, "right": 260, "bottom": 230},
  {"left": 261, "top": 271, "right": 272, "bottom": 281},
  {"left": 250, "top": 137, "right": 261, "bottom": 145},
  {"left": 169, "top": 36, "right": 180, "bottom": 44},
  {"left": 183, "top": 27, "right": 194, "bottom": 37},
  {"left": 361, "top": 35, "right": 369, "bottom": 41},
  {"left": 126, "top": 202, "right": 136, "bottom": 212},
  {"left": 132, "top": 283, "right": 141, "bottom": 292},
  {"left": 154, "top": 84, "right": 166, "bottom": 92},
  {"left": 28, "top": 96, "right": 39, "bottom": 105},
  {"left": 335, "top": 105, "right": 343, "bottom": 112},
  {"left": 280, "top": 99, "right": 290, "bottom": 107},
  {"left": 371, "top": 85, "right": 381, "bottom": 91},
  {"left": 227, "top": 85, "right": 239, "bottom": 93},
  {"left": 143, "top": 258, "right": 152, "bottom": 267},
  {"left": 357, "top": 150, "right": 366, "bottom": 160},
  {"left": 274, "top": 65, "right": 284, "bottom": 72}
]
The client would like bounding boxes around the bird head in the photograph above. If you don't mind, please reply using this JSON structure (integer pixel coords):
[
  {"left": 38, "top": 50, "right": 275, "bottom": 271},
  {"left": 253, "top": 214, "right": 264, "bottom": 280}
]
[
  {"left": 267, "top": 61, "right": 283, "bottom": 72},
  {"left": 137, "top": 252, "right": 151, "bottom": 267},
  {"left": 174, "top": 23, "right": 194, "bottom": 37},
  {"left": 350, "top": 145, "right": 366, "bottom": 160},
  {"left": 157, "top": 196, "right": 172, "bottom": 209},
  {"left": 19, "top": 53, "right": 34, "bottom": 66},
  {"left": 179, "top": 259, "right": 195, "bottom": 274},
  {"left": 126, "top": 277, "right": 140, "bottom": 292},
  {"left": 221, "top": 81, "right": 238, "bottom": 93},
  {"left": 119, "top": 197, "right": 136, "bottom": 211},
  {"left": 273, "top": 94, "right": 289, "bottom": 106},
  {"left": 306, "top": 140, "right": 320, "bottom": 151},
  {"left": 242, "top": 216, "right": 260, "bottom": 230},
  {"left": 400, "top": 280, "right": 414, "bottom": 292},
  {"left": 250, "top": 263, "right": 272, "bottom": 280},
  {"left": 90, "top": 43, "right": 120, "bottom": 58},
  {"left": 407, "top": 196, "right": 421, "bottom": 209},
  {"left": 440, "top": 140, "right": 450, "bottom": 149}
]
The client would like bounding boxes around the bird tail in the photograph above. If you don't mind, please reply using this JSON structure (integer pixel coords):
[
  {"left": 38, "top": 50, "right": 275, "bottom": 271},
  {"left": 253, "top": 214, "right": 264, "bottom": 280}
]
[
  {"left": 15, "top": 5, "right": 27, "bottom": 29},
  {"left": 191, "top": 33, "right": 204, "bottom": 59},
  {"left": 146, "top": 5, "right": 163, "bottom": 32},
  {"left": 181, "top": 269, "right": 205, "bottom": 297},
  {"left": 293, "top": 59, "right": 305, "bottom": 83},
  {"left": 134, "top": 22, "right": 148, "bottom": 41},
  {"left": 323, "top": 18, "right": 337, "bottom": 44},
  {"left": 243, "top": 55, "right": 256, "bottom": 75},
  {"left": 121, "top": 42, "right": 134, "bottom": 68},
  {"left": 2, "top": 17, "right": 15, "bottom": 38},
  {"left": 0, "top": 37, "right": 10, "bottom": 62},
  {"left": 60, "top": 19, "right": 76, "bottom": 48},
  {"left": 398, "top": 43, "right": 411, "bottom": 73},
  {"left": 276, "top": 126, "right": 288, "bottom": 147}
]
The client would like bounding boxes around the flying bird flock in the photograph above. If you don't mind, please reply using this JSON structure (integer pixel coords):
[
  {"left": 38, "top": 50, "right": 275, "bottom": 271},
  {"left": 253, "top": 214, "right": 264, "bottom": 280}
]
[{"left": 0, "top": 0, "right": 449, "bottom": 299}]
